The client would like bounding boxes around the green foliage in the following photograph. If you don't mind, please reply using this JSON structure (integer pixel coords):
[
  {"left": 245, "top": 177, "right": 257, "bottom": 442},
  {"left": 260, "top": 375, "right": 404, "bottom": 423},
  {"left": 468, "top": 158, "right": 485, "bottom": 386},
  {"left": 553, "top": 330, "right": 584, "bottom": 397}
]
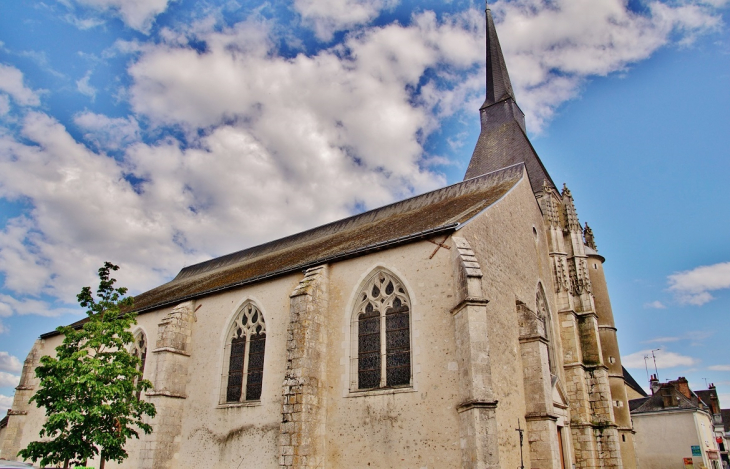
[{"left": 18, "top": 262, "right": 156, "bottom": 468}]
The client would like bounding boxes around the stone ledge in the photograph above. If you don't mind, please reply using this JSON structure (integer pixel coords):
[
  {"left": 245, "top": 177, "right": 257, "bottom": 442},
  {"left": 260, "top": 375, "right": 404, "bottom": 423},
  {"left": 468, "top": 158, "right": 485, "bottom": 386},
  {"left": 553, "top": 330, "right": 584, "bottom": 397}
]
[
  {"left": 347, "top": 386, "right": 416, "bottom": 398},
  {"left": 146, "top": 390, "right": 187, "bottom": 399},
  {"left": 450, "top": 297, "right": 489, "bottom": 315},
  {"left": 14, "top": 385, "right": 33, "bottom": 391},
  {"left": 457, "top": 400, "right": 498, "bottom": 413},
  {"left": 216, "top": 401, "right": 261, "bottom": 409},
  {"left": 518, "top": 334, "right": 549, "bottom": 345},
  {"left": 151, "top": 347, "right": 191, "bottom": 357},
  {"left": 7, "top": 410, "right": 28, "bottom": 416},
  {"left": 525, "top": 412, "right": 559, "bottom": 422}
]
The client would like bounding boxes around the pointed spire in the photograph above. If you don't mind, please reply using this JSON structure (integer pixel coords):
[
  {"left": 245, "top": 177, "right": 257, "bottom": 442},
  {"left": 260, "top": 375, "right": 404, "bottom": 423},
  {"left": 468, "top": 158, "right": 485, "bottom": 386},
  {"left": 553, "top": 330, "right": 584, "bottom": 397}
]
[
  {"left": 464, "top": 3, "right": 556, "bottom": 194},
  {"left": 562, "top": 184, "right": 581, "bottom": 233},
  {"left": 482, "top": 2, "right": 515, "bottom": 110}
]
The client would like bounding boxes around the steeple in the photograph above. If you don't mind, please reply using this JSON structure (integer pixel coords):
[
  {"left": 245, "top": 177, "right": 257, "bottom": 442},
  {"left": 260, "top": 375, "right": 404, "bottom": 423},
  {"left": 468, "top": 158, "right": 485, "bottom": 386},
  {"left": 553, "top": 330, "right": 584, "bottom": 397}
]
[
  {"left": 464, "top": 2, "right": 556, "bottom": 194},
  {"left": 482, "top": 3, "right": 515, "bottom": 110}
]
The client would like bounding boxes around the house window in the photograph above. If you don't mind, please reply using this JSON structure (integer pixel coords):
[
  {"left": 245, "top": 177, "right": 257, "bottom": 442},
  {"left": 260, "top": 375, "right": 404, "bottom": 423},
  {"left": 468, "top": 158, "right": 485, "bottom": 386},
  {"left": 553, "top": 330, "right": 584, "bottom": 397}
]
[
  {"left": 352, "top": 269, "right": 411, "bottom": 391},
  {"left": 224, "top": 302, "right": 266, "bottom": 403},
  {"left": 130, "top": 331, "right": 147, "bottom": 400}
]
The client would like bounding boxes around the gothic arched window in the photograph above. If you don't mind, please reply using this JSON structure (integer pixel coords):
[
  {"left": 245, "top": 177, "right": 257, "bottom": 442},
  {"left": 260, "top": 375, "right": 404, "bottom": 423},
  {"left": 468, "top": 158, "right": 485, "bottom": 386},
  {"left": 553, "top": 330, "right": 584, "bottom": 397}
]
[
  {"left": 352, "top": 269, "right": 412, "bottom": 390},
  {"left": 224, "top": 302, "right": 266, "bottom": 403},
  {"left": 130, "top": 331, "right": 147, "bottom": 400},
  {"left": 536, "top": 283, "right": 557, "bottom": 375}
]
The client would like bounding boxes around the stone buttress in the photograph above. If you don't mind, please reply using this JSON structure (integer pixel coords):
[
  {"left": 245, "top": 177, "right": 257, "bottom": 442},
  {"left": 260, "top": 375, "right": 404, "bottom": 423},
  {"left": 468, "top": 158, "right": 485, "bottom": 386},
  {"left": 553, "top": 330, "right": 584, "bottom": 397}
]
[
  {"left": 139, "top": 301, "right": 197, "bottom": 469},
  {"left": 584, "top": 225, "right": 639, "bottom": 469},
  {"left": 0, "top": 339, "right": 43, "bottom": 460},
  {"left": 517, "top": 300, "right": 565, "bottom": 469},
  {"left": 279, "top": 265, "right": 329, "bottom": 469},
  {"left": 538, "top": 183, "right": 623, "bottom": 469},
  {"left": 450, "top": 236, "right": 500, "bottom": 469}
]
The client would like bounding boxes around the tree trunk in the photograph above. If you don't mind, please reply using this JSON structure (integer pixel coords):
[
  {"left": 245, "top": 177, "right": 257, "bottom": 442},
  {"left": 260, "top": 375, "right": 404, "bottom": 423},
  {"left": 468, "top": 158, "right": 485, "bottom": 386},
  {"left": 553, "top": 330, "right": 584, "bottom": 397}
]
[
  {"left": 63, "top": 458, "right": 69, "bottom": 469},
  {"left": 100, "top": 458, "right": 105, "bottom": 469}
]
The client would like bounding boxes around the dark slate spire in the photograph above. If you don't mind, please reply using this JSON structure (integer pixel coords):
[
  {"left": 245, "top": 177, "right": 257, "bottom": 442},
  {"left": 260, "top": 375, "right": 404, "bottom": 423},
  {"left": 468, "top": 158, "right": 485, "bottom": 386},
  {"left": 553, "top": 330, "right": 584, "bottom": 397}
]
[
  {"left": 464, "top": 2, "right": 556, "bottom": 194},
  {"left": 481, "top": 3, "right": 514, "bottom": 109}
]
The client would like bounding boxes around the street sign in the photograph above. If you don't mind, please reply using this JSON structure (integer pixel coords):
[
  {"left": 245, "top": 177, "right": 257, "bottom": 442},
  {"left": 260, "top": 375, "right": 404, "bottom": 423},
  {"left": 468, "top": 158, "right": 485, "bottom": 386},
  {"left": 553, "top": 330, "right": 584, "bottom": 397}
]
[{"left": 691, "top": 445, "right": 702, "bottom": 456}]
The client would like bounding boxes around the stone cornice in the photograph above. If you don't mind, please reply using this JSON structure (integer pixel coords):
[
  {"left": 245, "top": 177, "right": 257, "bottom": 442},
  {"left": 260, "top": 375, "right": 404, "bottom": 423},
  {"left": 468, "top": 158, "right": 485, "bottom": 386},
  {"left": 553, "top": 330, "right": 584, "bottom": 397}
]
[
  {"left": 457, "top": 400, "right": 498, "bottom": 413},
  {"left": 450, "top": 297, "right": 489, "bottom": 315}
]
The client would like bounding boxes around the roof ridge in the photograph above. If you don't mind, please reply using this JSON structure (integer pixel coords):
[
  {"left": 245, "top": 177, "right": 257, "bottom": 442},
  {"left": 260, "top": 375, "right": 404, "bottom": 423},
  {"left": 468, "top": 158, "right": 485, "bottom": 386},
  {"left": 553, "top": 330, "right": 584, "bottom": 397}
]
[{"left": 175, "top": 164, "right": 525, "bottom": 278}]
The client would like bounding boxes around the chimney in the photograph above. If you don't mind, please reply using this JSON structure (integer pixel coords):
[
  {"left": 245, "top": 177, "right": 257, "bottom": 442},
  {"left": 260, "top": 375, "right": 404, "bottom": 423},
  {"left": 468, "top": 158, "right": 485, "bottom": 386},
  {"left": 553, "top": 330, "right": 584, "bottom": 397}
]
[
  {"left": 675, "top": 377, "right": 691, "bottom": 399},
  {"left": 650, "top": 374, "right": 661, "bottom": 395}
]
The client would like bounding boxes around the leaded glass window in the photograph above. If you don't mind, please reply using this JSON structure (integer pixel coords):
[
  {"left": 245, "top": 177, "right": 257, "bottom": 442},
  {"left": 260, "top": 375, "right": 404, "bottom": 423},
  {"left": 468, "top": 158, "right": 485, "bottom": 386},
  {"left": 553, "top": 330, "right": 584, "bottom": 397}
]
[
  {"left": 225, "top": 302, "right": 266, "bottom": 403},
  {"left": 353, "top": 270, "right": 411, "bottom": 390}
]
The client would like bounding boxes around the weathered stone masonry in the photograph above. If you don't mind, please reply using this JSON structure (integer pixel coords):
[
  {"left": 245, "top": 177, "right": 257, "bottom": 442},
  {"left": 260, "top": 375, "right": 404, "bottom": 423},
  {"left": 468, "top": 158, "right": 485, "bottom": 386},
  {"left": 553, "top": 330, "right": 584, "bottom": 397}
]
[
  {"left": 139, "top": 301, "right": 197, "bottom": 469},
  {"left": 279, "top": 265, "right": 329, "bottom": 469},
  {"left": 451, "top": 236, "right": 500, "bottom": 469},
  {"left": 0, "top": 340, "right": 43, "bottom": 461}
]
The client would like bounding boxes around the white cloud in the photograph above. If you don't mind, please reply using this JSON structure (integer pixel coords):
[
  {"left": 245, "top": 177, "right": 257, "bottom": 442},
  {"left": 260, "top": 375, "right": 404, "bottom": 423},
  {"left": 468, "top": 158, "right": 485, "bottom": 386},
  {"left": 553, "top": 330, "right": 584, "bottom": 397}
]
[
  {"left": 76, "top": 71, "right": 97, "bottom": 100},
  {"left": 709, "top": 365, "right": 730, "bottom": 372},
  {"left": 0, "top": 64, "right": 41, "bottom": 106},
  {"left": 0, "top": 371, "right": 20, "bottom": 388},
  {"left": 644, "top": 300, "right": 666, "bottom": 309},
  {"left": 0, "top": 352, "right": 21, "bottom": 373},
  {"left": 0, "top": 294, "right": 76, "bottom": 318},
  {"left": 668, "top": 261, "right": 730, "bottom": 305},
  {"left": 491, "top": 0, "right": 723, "bottom": 131},
  {"left": 0, "top": 1, "right": 725, "bottom": 320},
  {"left": 644, "top": 336, "right": 680, "bottom": 343},
  {"left": 74, "top": 0, "right": 173, "bottom": 33},
  {"left": 0, "top": 320, "right": 6, "bottom": 334},
  {"left": 74, "top": 111, "right": 140, "bottom": 151},
  {"left": 0, "top": 94, "right": 9, "bottom": 116},
  {"left": 294, "top": 0, "right": 398, "bottom": 41},
  {"left": 0, "top": 394, "right": 13, "bottom": 414},
  {"left": 64, "top": 14, "right": 106, "bottom": 30},
  {"left": 623, "top": 349, "right": 699, "bottom": 369},
  {"left": 644, "top": 330, "right": 713, "bottom": 345}
]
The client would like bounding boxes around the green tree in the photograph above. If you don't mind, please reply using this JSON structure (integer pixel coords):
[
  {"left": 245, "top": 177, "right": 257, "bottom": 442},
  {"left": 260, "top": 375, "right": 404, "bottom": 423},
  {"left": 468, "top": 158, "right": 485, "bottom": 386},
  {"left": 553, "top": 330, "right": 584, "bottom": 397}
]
[{"left": 19, "top": 262, "right": 156, "bottom": 469}]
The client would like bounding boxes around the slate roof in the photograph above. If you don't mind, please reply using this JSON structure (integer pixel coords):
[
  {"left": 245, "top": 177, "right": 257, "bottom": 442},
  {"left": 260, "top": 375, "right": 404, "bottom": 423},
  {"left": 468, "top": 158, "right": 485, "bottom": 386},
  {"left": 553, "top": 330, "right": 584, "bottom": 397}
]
[
  {"left": 623, "top": 366, "right": 648, "bottom": 397},
  {"left": 630, "top": 383, "right": 708, "bottom": 414},
  {"left": 464, "top": 6, "right": 556, "bottom": 194},
  {"left": 696, "top": 389, "right": 723, "bottom": 416},
  {"left": 481, "top": 5, "right": 514, "bottom": 110},
  {"left": 722, "top": 409, "right": 730, "bottom": 433},
  {"left": 126, "top": 164, "right": 524, "bottom": 314},
  {"left": 42, "top": 164, "right": 525, "bottom": 337}
]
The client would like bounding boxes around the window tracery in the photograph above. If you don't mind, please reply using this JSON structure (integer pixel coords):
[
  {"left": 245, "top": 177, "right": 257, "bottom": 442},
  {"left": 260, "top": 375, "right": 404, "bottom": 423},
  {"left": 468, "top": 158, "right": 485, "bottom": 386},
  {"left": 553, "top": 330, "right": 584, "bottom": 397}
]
[
  {"left": 224, "top": 302, "right": 266, "bottom": 403},
  {"left": 353, "top": 270, "right": 411, "bottom": 390}
]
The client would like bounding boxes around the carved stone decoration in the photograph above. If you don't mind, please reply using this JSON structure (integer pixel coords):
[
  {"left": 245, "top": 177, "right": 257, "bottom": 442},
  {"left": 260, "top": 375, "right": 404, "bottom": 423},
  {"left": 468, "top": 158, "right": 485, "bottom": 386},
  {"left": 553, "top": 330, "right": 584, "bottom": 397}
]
[
  {"left": 228, "top": 303, "right": 267, "bottom": 341},
  {"left": 569, "top": 259, "right": 582, "bottom": 295},
  {"left": 583, "top": 222, "right": 597, "bottom": 251},
  {"left": 542, "top": 180, "right": 560, "bottom": 228},
  {"left": 354, "top": 271, "right": 410, "bottom": 322},
  {"left": 562, "top": 184, "right": 581, "bottom": 233},
  {"left": 554, "top": 257, "right": 570, "bottom": 293}
]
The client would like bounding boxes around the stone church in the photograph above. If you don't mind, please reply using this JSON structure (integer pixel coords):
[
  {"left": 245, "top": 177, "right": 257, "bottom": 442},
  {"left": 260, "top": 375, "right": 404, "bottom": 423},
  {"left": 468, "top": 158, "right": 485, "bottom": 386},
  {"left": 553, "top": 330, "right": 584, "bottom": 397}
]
[{"left": 2, "top": 5, "right": 638, "bottom": 469}]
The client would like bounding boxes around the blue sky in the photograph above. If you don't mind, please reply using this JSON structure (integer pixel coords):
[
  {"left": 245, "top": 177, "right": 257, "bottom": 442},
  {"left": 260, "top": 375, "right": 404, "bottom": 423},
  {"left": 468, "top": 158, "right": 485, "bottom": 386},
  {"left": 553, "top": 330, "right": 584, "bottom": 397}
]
[{"left": 0, "top": 0, "right": 729, "bottom": 413}]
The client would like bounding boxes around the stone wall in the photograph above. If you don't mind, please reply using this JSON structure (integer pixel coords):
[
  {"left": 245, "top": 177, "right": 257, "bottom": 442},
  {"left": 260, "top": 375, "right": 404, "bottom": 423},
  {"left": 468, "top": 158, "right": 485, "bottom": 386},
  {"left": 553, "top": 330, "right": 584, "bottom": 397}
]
[{"left": 279, "top": 265, "right": 329, "bottom": 469}]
